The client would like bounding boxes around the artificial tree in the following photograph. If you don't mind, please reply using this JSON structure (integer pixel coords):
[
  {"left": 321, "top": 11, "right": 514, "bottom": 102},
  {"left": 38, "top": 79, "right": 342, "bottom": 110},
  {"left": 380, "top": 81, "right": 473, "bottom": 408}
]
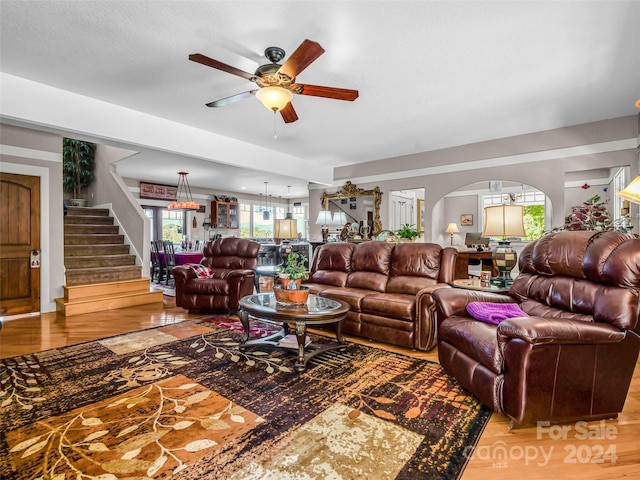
[{"left": 63, "top": 138, "right": 96, "bottom": 204}]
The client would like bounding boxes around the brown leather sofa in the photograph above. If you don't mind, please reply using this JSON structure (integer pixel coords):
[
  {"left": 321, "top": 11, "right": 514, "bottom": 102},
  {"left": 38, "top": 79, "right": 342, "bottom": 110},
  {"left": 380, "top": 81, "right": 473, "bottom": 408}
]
[
  {"left": 303, "top": 241, "right": 457, "bottom": 351},
  {"left": 433, "top": 231, "right": 640, "bottom": 428},
  {"left": 173, "top": 238, "right": 260, "bottom": 313}
]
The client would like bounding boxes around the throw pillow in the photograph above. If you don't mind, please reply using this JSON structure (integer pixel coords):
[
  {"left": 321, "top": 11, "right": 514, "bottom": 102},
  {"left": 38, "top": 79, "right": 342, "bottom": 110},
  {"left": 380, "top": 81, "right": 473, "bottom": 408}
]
[
  {"left": 184, "top": 263, "right": 215, "bottom": 278},
  {"left": 466, "top": 302, "right": 528, "bottom": 324}
]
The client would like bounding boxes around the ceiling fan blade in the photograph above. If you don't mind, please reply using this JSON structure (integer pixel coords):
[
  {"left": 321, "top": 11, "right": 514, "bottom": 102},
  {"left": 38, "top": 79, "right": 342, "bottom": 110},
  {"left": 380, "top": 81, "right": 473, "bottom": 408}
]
[
  {"left": 292, "top": 84, "right": 359, "bottom": 101},
  {"left": 189, "top": 53, "right": 256, "bottom": 81},
  {"left": 280, "top": 102, "right": 299, "bottom": 123},
  {"left": 278, "top": 39, "right": 325, "bottom": 79},
  {"left": 206, "top": 90, "right": 257, "bottom": 108}
]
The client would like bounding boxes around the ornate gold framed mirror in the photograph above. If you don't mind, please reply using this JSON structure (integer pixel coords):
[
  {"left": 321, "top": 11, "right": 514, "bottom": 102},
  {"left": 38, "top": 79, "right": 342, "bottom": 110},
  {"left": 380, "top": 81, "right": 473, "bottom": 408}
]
[{"left": 321, "top": 181, "right": 383, "bottom": 237}]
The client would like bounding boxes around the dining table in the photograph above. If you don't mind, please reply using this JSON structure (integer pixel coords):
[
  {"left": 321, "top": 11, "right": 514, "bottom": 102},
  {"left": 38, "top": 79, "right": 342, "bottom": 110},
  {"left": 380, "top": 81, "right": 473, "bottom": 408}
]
[{"left": 157, "top": 251, "right": 204, "bottom": 265}]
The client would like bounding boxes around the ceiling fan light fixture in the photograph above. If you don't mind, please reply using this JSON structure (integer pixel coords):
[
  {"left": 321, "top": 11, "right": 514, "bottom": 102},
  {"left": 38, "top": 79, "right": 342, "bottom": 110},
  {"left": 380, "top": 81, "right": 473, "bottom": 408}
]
[{"left": 256, "top": 86, "right": 293, "bottom": 112}]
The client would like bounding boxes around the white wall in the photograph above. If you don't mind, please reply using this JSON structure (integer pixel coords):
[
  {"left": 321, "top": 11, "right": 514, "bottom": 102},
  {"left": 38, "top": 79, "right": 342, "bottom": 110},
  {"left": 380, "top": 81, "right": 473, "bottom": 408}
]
[
  {"left": 327, "top": 116, "right": 639, "bottom": 244},
  {"left": 0, "top": 124, "right": 64, "bottom": 313}
]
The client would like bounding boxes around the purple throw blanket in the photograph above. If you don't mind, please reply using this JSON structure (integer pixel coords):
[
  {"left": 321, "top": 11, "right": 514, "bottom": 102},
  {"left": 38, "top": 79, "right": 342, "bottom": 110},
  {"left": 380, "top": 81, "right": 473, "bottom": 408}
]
[{"left": 466, "top": 302, "right": 528, "bottom": 324}]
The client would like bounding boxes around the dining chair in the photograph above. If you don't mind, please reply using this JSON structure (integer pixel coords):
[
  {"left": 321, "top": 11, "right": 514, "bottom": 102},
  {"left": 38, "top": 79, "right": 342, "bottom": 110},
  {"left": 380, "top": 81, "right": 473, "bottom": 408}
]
[
  {"left": 162, "top": 240, "right": 177, "bottom": 285},
  {"left": 150, "top": 240, "right": 163, "bottom": 283}
]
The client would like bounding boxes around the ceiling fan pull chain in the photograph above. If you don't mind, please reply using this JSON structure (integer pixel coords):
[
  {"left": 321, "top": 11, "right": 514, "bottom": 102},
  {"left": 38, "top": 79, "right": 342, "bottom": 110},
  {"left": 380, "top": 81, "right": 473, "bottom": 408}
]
[{"left": 273, "top": 111, "right": 278, "bottom": 139}]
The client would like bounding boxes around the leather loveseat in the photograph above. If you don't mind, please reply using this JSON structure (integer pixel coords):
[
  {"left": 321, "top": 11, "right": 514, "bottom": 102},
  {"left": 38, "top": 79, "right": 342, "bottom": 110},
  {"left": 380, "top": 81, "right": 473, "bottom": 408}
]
[
  {"left": 432, "top": 231, "right": 640, "bottom": 428},
  {"left": 173, "top": 238, "right": 260, "bottom": 313},
  {"left": 303, "top": 241, "right": 457, "bottom": 351}
]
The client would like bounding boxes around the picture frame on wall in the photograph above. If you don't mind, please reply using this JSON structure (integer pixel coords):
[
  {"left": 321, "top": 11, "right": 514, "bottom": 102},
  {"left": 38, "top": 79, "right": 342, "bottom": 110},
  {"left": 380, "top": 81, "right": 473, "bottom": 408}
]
[
  {"left": 460, "top": 214, "right": 473, "bottom": 226},
  {"left": 139, "top": 181, "right": 177, "bottom": 201}
]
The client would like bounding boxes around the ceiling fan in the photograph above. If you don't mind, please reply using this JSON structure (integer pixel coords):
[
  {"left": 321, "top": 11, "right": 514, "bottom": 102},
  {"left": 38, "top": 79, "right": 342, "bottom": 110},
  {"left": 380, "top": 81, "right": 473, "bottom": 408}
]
[{"left": 189, "top": 39, "right": 358, "bottom": 123}]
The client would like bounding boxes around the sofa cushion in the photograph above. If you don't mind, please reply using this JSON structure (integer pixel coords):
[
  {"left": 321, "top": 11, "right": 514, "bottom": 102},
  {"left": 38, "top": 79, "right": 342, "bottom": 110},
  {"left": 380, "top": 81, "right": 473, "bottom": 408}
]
[
  {"left": 514, "top": 231, "right": 640, "bottom": 330},
  {"left": 387, "top": 243, "right": 442, "bottom": 294},
  {"left": 318, "top": 287, "right": 370, "bottom": 311},
  {"left": 439, "top": 316, "right": 504, "bottom": 374},
  {"left": 183, "top": 278, "right": 229, "bottom": 295},
  {"left": 303, "top": 282, "right": 339, "bottom": 296},
  {"left": 362, "top": 293, "right": 415, "bottom": 321},
  {"left": 307, "top": 243, "right": 354, "bottom": 287},
  {"left": 346, "top": 242, "right": 394, "bottom": 292}
]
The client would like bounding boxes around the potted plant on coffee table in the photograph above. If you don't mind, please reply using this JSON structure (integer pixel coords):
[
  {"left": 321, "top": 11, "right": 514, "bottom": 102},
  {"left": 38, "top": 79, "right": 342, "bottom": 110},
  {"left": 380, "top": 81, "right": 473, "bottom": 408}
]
[
  {"left": 397, "top": 223, "right": 419, "bottom": 242},
  {"left": 275, "top": 252, "right": 310, "bottom": 305}
]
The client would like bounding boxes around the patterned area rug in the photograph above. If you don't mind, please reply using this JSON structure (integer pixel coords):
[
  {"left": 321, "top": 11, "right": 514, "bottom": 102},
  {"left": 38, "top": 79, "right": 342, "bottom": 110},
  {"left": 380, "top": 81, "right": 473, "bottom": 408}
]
[{"left": 0, "top": 316, "right": 491, "bottom": 479}]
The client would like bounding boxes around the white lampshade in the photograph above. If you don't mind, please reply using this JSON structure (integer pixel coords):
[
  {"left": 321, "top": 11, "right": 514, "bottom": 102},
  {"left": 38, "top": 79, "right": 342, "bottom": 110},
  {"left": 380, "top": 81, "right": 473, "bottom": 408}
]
[
  {"left": 255, "top": 86, "right": 293, "bottom": 111},
  {"left": 315, "top": 210, "right": 333, "bottom": 225},
  {"left": 482, "top": 205, "right": 526, "bottom": 238},
  {"left": 445, "top": 222, "right": 460, "bottom": 234},
  {"left": 274, "top": 218, "right": 298, "bottom": 239},
  {"left": 617, "top": 175, "right": 640, "bottom": 205},
  {"left": 332, "top": 211, "right": 347, "bottom": 226}
]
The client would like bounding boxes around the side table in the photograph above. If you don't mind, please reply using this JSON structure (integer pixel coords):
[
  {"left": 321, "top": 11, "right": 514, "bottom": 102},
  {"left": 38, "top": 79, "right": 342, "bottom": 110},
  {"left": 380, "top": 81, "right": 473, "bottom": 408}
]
[
  {"left": 254, "top": 265, "right": 280, "bottom": 293},
  {"left": 452, "top": 278, "right": 511, "bottom": 294}
]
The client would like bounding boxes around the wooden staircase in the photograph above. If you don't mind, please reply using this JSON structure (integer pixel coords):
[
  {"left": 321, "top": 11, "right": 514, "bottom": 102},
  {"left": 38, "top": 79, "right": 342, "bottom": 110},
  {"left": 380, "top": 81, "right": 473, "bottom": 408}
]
[{"left": 55, "top": 206, "right": 163, "bottom": 316}]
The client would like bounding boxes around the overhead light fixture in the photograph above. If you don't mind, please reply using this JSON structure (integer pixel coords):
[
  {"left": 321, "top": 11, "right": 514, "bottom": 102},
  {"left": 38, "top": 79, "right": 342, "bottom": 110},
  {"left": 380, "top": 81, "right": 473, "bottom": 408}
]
[
  {"left": 167, "top": 172, "right": 199, "bottom": 211},
  {"left": 263, "top": 182, "right": 270, "bottom": 220},
  {"left": 482, "top": 204, "right": 526, "bottom": 287},
  {"left": 617, "top": 175, "right": 640, "bottom": 205},
  {"left": 256, "top": 86, "right": 293, "bottom": 112},
  {"left": 445, "top": 222, "right": 460, "bottom": 246}
]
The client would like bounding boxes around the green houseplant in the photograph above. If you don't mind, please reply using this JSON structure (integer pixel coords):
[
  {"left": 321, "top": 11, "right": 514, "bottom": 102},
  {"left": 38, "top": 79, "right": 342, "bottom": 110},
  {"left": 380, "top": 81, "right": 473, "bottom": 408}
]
[
  {"left": 396, "top": 223, "right": 419, "bottom": 241},
  {"left": 63, "top": 138, "right": 96, "bottom": 206},
  {"left": 278, "top": 252, "right": 308, "bottom": 289}
]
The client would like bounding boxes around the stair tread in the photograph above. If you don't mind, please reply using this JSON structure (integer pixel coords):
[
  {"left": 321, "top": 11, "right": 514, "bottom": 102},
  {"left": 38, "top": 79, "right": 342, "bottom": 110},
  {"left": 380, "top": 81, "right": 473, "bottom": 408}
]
[
  {"left": 57, "top": 290, "right": 158, "bottom": 304},
  {"left": 62, "top": 206, "right": 147, "bottom": 309},
  {"left": 65, "top": 265, "right": 141, "bottom": 271}
]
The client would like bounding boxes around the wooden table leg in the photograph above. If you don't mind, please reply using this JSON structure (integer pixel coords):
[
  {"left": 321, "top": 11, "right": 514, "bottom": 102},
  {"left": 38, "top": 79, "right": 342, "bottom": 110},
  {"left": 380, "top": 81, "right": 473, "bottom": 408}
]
[{"left": 294, "top": 321, "right": 307, "bottom": 373}]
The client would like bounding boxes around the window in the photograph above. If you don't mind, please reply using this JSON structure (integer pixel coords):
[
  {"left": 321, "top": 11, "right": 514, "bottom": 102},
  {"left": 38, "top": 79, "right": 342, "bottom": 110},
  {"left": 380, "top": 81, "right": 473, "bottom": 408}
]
[
  {"left": 226, "top": 200, "right": 308, "bottom": 239},
  {"left": 613, "top": 167, "right": 630, "bottom": 222},
  {"left": 252, "top": 204, "right": 274, "bottom": 239},
  {"left": 482, "top": 191, "right": 546, "bottom": 241},
  {"left": 143, "top": 206, "right": 185, "bottom": 243},
  {"left": 292, "top": 205, "right": 306, "bottom": 239}
]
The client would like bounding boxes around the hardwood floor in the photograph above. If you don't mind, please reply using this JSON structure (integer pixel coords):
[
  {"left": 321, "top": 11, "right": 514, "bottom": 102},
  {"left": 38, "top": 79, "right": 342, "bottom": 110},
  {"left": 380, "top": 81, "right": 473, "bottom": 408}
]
[{"left": 1, "top": 296, "right": 639, "bottom": 479}]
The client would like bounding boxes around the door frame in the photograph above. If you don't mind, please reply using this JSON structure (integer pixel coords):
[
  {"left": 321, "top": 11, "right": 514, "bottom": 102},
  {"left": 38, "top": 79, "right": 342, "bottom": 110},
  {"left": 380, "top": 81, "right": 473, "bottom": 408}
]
[{"left": 0, "top": 162, "right": 52, "bottom": 313}]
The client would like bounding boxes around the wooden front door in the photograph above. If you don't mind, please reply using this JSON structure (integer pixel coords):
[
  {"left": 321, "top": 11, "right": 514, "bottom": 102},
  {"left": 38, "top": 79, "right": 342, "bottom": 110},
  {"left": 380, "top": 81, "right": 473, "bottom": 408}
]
[{"left": 0, "top": 173, "right": 41, "bottom": 316}]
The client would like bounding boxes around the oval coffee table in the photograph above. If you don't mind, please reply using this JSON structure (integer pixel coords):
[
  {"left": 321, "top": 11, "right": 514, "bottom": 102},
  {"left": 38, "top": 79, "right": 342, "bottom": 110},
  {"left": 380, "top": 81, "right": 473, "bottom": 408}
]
[{"left": 238, "top": 293, "right": 350, "bottom": 372}]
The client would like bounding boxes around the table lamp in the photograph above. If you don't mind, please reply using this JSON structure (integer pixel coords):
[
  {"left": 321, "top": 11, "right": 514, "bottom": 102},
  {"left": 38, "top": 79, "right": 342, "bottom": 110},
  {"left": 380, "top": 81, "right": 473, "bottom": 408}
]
[
  {"left": 617, "top": 175, "right": 640, "bottom": 205},
  {"left": 274, "top": 215, "right": 298, "bottom": 244},
  {"left": 275, "top": 214, "right": 299, "bottom": 266},
  {"left": 482, "top": 204, "right": 525, "bottom": 287},
  {"left": 445, "top": 222, "right": 460, "bottom": 246},
  {"left": 315, "top": 210, "right": 332, "bottom": 242},
  {"left": 332, "top": 211, "right": 347, "bottom": 228}
]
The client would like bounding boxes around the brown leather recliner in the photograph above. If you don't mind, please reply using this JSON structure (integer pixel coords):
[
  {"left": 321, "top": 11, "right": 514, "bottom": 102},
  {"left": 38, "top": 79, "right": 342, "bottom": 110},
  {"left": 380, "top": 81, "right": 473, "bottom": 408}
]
[
  {"left": 173, "top": 238, "right": 260, "bottom": 313},
  {"left": 432, "top": 231, "right": 640, "bottom": 428}
]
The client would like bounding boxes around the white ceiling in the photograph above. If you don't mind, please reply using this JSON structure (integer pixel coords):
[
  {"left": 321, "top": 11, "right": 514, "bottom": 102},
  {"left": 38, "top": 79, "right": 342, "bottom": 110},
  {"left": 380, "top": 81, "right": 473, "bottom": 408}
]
[{"left": 1, "top": 1, "right": 639, "bottom": 198}]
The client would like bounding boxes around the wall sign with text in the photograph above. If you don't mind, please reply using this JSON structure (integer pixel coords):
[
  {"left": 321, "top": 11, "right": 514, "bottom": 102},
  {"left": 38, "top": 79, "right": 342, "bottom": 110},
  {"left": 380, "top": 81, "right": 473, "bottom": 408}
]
[{"left": 139, "top": 182, "right": 177, "bottom": 201}]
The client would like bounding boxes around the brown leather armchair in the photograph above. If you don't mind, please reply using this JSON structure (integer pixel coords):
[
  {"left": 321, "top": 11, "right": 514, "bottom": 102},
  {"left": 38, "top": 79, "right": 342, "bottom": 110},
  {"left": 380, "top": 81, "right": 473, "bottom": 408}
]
[
  {"left": 433, "top": 231, "right": 640, "bottom": 428},
  {"left": 173, "top": 238, "right": 260, "bottom": 313}
]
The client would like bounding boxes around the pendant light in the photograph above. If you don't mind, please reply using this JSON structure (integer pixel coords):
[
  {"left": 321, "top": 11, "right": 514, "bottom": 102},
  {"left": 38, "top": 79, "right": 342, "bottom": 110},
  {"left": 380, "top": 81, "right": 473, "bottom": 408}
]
[
  {"left": 263, "top": 182, "right": 270, "bottom": 220},
  {"left": 167, "top": 172, "right": 199, "bottom": 211}
]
